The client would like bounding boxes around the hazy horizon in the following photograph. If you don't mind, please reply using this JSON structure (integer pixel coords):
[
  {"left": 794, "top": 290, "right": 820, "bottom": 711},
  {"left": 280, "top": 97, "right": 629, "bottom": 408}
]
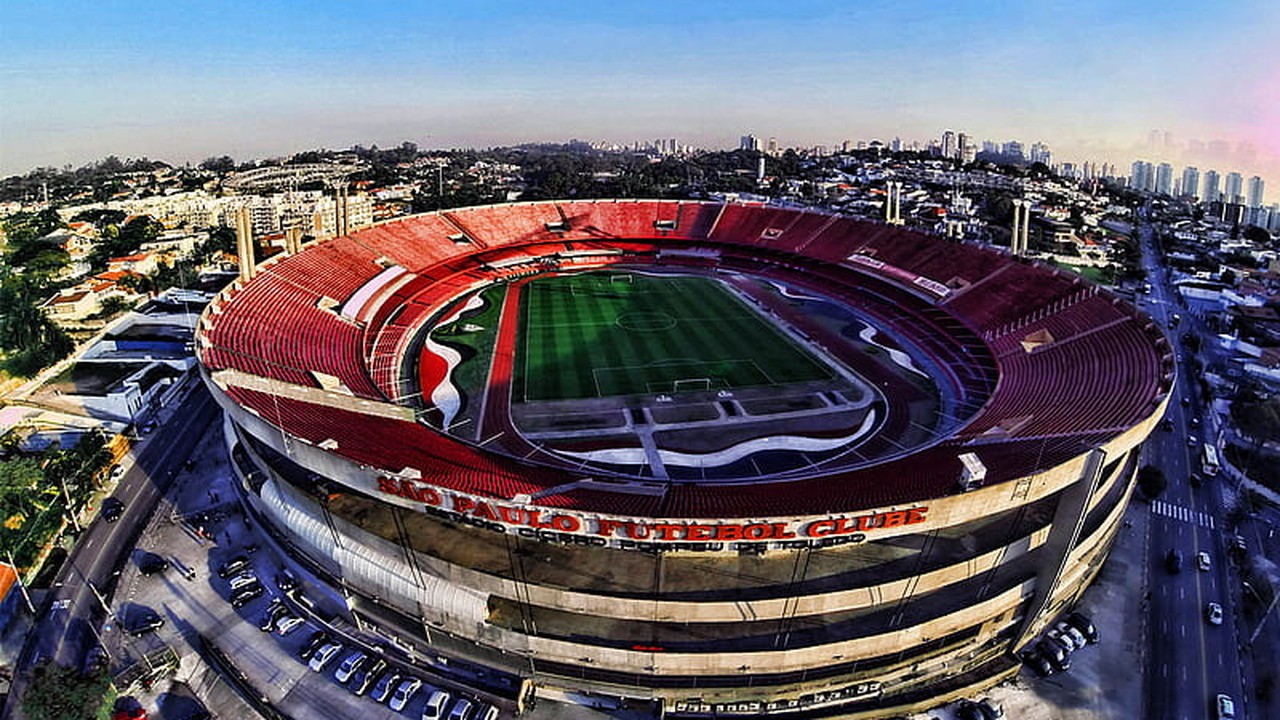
[{"left": 3, "top": 1, "right": 1278, "bottom": 197}]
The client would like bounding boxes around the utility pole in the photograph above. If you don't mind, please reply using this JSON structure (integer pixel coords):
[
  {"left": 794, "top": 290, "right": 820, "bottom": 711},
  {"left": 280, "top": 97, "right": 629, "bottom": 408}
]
[{"left": 4, "top": 551, "right": 36, "bottom": 614}]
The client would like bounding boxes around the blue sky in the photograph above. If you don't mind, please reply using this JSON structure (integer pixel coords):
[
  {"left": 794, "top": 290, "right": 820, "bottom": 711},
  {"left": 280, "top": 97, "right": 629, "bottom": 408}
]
[{"left": 2, "top": 1, "right": 1277, "bottom": 186}]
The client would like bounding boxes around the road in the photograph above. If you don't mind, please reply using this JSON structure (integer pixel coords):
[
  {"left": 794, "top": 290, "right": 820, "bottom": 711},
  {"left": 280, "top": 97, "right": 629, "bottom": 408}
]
[
  {"left": 2, "top": 383, "right": 218, "bottom": 720},
  {"left": 1136, "top": 217, "right": 1248, "bottom": 720}
]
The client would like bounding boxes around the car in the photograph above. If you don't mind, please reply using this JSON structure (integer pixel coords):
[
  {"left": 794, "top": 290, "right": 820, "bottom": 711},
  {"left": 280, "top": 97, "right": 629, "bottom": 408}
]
[
  {"left": 126, "top": 610, "right": 165, "bottom": 637},
  {"left": 1055, "top": 621, "right": 1087, "bottom": 650},
  {"left": 308, "top": 641, "right": 342, "bottom": 672},
  {"left": 100, "top": 497, "right": 125, "bottom": 523},
  {"left": 1216, "top": 693, "right": 1235, "bottom": 719},
  {"left": 1036, "top": 639, "right": 1069, "bottom": 672},
  {"left": 448, "top": 698, "right": 476, "bottom": 720},
  {"left": 299, "top": 631, "right": 329, "bottom": 661},
  {"left": 138, "top": 553, "right": 169, "bottom": 576},
  {"left": 334, "top": 650, "right": 367, "bottom": 684},
  {"left": 258, "top": 600, "right": 288, "bottom": 631},
  {"left": 1045, "top": 627, "right": 1075, "bottom": 654},
  {"left": 1166, "top": 549, "right": 1183, "bottom": 574},
  {"left": 230, "top": 583, "right": 265, "bottom": 608},
  {"left": 1196, "top": 552, "right": 1211, "bottom": 571},
  {"left": 352, "top": 659, "right": 387, "bottom": 696},
  {"left": 1066, "top": 611, "right": 1099, "bottom": 644},
  {"left": 1190, "top": 472, "right": 1203, "bottom": 488},
  {"left": 228, "top": 572, "right": 259, "bottom": 590},
  {"left": 82, "top": 645, "right": 109, "bottom": 676},
  {"left": 371, "top": 672, "right": 402, "bottom": 703},
  {"left": 275, "top": 615, "right": 305, "bottom": 636},
  {"left": 1190, "top": 416, "right": 1200, "bottom": 427},
  {"left": 423, "top": 690, "right": 452, "bottom": 720},
  {"left": 954, "top": 700, "right": 983, "bottom": 720},
  {"left": 275, "top": 569, "right": 299, "bottom": 592},
  {"left": 977, "top": 698, "right": 1003, "bottom": 720},
  {"left": 1161, "top": 418, "right": 1174, "bottom": 432},
  {"left": 1186, "top": 435, "right": 1198, "bottom": 447},
  {"left": 109, "top": 464, "right": 125, "bottom": 480},
  {"left": 1206, "top": 602, "right": 1223, "bottom": 625},
  {"left": 218, "top": 556, "right": 251, "bottom": 578},
  {"left": 390, "top": 677, "right": 422, "bottom": 711},
  {"left": 477, "top": 704, "right": 499, "bottom": 720},
  {"left": 1022, "top": 649, "right": 1054, "bottom": 677}
]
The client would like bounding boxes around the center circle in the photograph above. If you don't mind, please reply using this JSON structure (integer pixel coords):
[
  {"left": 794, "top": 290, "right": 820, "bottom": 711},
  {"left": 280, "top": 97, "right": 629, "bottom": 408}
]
[{"left": 615, "top": 311, "right": 677, "bottom": 331}]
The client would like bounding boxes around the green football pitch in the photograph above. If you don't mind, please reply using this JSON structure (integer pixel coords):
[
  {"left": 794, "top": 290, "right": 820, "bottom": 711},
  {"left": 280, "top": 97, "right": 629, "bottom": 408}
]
[{"left": 514, "top": 272, "right": 834, "bottom": 401}]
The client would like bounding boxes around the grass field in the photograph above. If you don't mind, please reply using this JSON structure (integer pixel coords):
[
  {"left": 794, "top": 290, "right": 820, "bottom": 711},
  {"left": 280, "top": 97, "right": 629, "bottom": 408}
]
[{"left": 515, "top": 272, "right": 834, "bottom": 401}]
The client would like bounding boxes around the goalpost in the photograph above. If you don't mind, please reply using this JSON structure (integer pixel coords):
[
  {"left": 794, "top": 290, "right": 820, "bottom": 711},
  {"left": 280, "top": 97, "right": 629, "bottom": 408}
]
[{"left": 672, "top": 377, "right": 712, "bottom": 392}]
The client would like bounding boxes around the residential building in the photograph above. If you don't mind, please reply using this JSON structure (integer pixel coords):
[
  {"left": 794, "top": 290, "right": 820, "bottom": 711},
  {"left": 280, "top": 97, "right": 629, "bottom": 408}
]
[
  {"left": 1225, "top": 172, "right": 1244, "bottom": 204},
  {"left": 1246, "top": 176, "right": 1265, "bottom": 208},
  {"left": 1181, "top": 166, "right": 1200, "bottom": 199}
]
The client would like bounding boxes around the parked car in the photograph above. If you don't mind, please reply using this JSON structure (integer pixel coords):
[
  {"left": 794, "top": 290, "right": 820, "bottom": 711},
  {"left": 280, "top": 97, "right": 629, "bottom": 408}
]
[
  {"left": 334, "top": 651, "right": 367, "bottom": 684},
  {"left": 422, "top": 689, "right": 452, "bottom": 720},
  {"left": 230, "top": 583, "right": 265, "bottom": 608},
  {"left": 477, "top": 704, "right": 499, "bottom": 720},
  {"left": 1045, "top": 627, "right": 1075, "bottom": 654},
  {"left": 275, "top": 615, "right": 305, "bottom": 636},
  {"left": 1036, "top": 639, "right": 1069, "bottom": 672},
  {"left": 100, "top": 497, "right": 125, "bottom": 523},
  {"left": 448, "top": 697, "right": 476, "bottom": 720},
  {"left": 977, "top": 698, "right": 1003, "bottom": 719},
  {"left": 138, "top": 553, "right": 169, "bottom": 576},
  {"left": 228, "top": 572, "right": 259, "bottom": 591},
  {"left": 299, "top": 631, "right": 329, "bottom": 661},
  {"left": 371, "top": 672, "right": 403, "bottom": 704},
  {"left": 390, "top": 677, "right": 422, "bottom": 711},
  {"left": 1196, "top": 551, "right": 1212, "bottom": 572},
  {"left": 954, "top": 700, "right": 983, "bottom": 720},
  {"left": 1055, "top": 621, "right": 1087, "bottom": 650},
  {"left": 258, "top": 600, "right": 287, "bottom": 631},
  {"left": 1166, "top": 549, "right": 1183, "bottom": 574},
  {"left": 275, "top": 568, "right": 299, "bottom": 592},
  {"left": 352, "top": 659, "right": 387, "bottom": 696},
  {"left": 308, "top": 642, "right": 342, "bottom": 672},
  {"left": 1023, "top": 649, "right": 1054, "bottom": 677},
  {"left": 1066, "top": 611, "right": 1099, "bottom": 644},
  {"left": 126, "top": 610, "right": 165, "bottom": 637},
  {"left": 1206, "top": 602, "right": 1224, "bottom": 626},
  {"left": 218, "top": 556, "right": 251, "bottom": 578}
]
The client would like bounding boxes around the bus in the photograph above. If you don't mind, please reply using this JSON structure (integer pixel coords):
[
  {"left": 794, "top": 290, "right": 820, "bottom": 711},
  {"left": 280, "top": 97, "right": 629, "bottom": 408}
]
[{"left": 1202, "top": 445, "right": 1220, "bottom": 477}]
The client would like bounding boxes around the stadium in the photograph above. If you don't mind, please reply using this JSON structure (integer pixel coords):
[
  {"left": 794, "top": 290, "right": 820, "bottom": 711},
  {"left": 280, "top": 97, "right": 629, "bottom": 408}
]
[{"left": 196, "top": 199, "right": 1171, "bottom": 717}]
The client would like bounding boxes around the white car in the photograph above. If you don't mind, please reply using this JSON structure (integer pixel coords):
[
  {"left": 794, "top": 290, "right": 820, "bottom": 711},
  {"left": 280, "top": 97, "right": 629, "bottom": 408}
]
[
  {"left": 448, "top": 698, "right": 475, "bottom": 720},
  {"left": 1217, "top": 693, "right": 1235, "bottom": 719},
  {"left": 308, "top": 642, "right": 342, "bottom": 672},
  {"left": 422, "top": 690, "right": 452, "bottom": 720},
  {"left": 1054, "top": 621, "right": 1086, "bottom": 650},
  {"left": 1196, "top": 551, "right": 1211, "bottom": 572},
  {"left": 228, "top": 573, "right": 259, "bottom": 590},
  {"left": 334, "top": 650, "right": 367, "bottom": 684},
  {"left": 274, "top": 615, "right": 305, "bottom": 636},
  {"left": 390, "top": 677, "right": 422, "bottom": 712},
  {"left": 1206, "top": 602, "right": 1223, "bottom": 626}
]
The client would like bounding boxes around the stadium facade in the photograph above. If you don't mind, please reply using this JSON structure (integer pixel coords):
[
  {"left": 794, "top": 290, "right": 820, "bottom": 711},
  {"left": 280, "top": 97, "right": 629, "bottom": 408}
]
[{"left": 197, "top": 200, "right": 1171, "bottom": 717}]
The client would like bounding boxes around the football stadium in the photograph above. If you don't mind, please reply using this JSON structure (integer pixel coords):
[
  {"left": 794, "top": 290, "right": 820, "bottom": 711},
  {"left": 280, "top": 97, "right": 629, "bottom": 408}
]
[{"left": 196, "top": 199, "right": 1172, "bottom": 717}]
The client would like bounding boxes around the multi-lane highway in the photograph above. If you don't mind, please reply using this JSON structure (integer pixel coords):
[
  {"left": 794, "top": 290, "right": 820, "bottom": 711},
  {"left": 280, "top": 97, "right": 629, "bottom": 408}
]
[
  {"left": 2, "top": 383, "right": 218, "bottom": 720},
  {"left": 1137, "top": 218, "right": 1248, "bottom": 720}
]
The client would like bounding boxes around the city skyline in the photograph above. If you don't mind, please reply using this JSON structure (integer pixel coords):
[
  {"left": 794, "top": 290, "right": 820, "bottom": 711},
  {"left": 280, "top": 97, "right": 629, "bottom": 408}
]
[{"left": 3, "top": 1, "right": 1278, "bottom": 188}]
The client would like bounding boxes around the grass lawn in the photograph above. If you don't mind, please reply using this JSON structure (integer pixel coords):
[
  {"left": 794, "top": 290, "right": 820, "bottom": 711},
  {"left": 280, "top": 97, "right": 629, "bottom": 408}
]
[{"left": 515, "top": 272, "right": 832, "bottom": 401}]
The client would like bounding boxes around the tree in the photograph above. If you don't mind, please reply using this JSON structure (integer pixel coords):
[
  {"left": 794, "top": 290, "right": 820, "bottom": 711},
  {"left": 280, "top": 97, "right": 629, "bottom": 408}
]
[
  {"left": 1137, "top": 464, "right": 1168, "bottom": 499},
  {"left": 22, "top": 658, "right": 113, "bottom": 720},
  {"left": 1231, "top": 393, "right": 1280, "bottom": 449}
]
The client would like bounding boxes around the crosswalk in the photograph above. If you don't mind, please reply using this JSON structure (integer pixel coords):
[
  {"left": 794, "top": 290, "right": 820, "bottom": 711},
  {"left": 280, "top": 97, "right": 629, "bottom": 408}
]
[{"left": 1150, "top": 500, "right": 1215, "bottom": 529}]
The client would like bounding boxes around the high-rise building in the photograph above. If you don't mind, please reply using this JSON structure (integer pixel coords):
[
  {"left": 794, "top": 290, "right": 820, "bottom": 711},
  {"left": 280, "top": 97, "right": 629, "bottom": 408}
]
[
  {"left": 890, "top": 137, "right": 903, "bottom": 152},
  {"left": 1155, "top": 163, "right": 1174, "bottom": 195},
  {"left": 960, "top": 135, "right": 977, "bottom": 164},
  {"left": 982, "top": 140, "right": 999, "bottom": 155},
  {"left": 1130, "top": 161, "right": 1154, "bottom": 191},
  {"left": 1203, "top": 170, "right": 1221, "bottom": 202},
  {"left": 1224, "top": 172, "right": 1244, "bottom": 203},
  {"left": 740, "top": 135, "right": 761, "bottom": 152},
  {"left": 767, "top": 137, "right": 779, "bottom": 155},
  {"left": 941, "top": 131, "right": 957, "bottom": 160},
  {"left": 1246, "top": 176, "right": 1265, "bottom": 208},
  {"left": 1029, "top": 142, "right": 1051, "bottom": 165},
  {"left": 1181, "top": 166, "right": 1200, "bottom": 200}
]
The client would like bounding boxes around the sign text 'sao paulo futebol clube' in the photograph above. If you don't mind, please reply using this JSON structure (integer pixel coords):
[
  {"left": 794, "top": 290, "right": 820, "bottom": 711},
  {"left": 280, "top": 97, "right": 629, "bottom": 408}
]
[{"left": 377, "top": 474, "right": 928, "bottom": 549}]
